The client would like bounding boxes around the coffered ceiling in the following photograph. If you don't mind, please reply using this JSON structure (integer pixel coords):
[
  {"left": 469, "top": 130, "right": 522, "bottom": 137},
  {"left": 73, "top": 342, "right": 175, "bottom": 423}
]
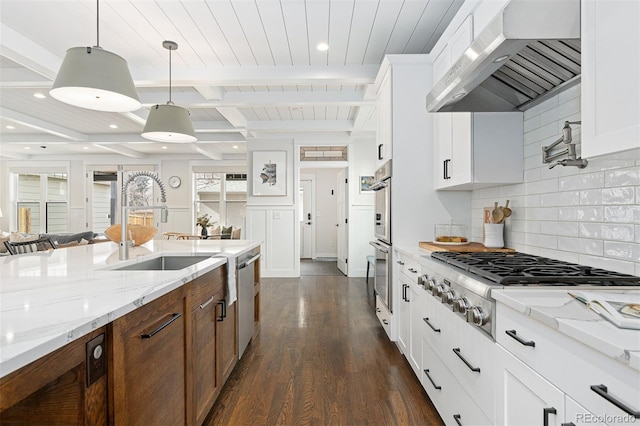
[{"left": 0, "top": 0, "right": 463, "bottom": 160}]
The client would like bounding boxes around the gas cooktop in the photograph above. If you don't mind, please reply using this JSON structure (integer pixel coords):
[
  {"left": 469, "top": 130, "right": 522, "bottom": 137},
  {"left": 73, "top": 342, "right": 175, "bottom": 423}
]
[{"left": 431, "top": 251, "right": 640, "bottom": 286}]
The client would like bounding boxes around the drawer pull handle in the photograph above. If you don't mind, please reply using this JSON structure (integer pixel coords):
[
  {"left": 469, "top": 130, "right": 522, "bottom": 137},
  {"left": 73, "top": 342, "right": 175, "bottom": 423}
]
[
  {"left": 590, "top": 384, "right": 640, "bottom": 418},
  {"left": 141, "top": 313, "right": 181, "bottom": 339},
  {"left": 561, "top": 423, "right": 576, "bottom": 426},
  {"left": 397, "top": 261, "right": 405, "bottom": 265},
  {"left": 505, "top": 329, "right": 535, "bottom": 347},
  {"left": 217, "top": 300, "right": 227, "bottom": 321},
  {"left": 408, "top": 268, "right": 417, "bottom": 273},
  {"left": 543, "top": 407, "right": 556, "bottom": 426},
  {"left": 199, "top": 296, "right": 215, "bottom": 310},
  {"left": 453, "top": 414, "right": 462, "bottom": 426},
  {"left": 452, "top": 348, "right": 480, "bottom": 372},
  {"left": 423, "top": 317, "right": 441, "bottom": 333},
  {"left": 382, "top": 319, "right": 389, "bottom": 325},
  {"left": 424, "top": 369, "right": 441, "bottom": 390}
]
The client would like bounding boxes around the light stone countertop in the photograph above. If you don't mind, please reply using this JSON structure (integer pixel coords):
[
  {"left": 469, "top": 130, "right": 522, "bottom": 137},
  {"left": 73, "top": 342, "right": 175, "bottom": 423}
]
[
  {"left": 0, "top": 239, "right": 261, "bottom": 378},
  {"left": 393, "top": 244, "right": 640, "bottom": 371}
]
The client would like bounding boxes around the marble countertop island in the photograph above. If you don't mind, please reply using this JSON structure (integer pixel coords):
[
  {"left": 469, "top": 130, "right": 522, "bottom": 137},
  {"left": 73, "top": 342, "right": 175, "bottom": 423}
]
[{"left": 0, "top": 239, "right": 261, "bottom": 378}]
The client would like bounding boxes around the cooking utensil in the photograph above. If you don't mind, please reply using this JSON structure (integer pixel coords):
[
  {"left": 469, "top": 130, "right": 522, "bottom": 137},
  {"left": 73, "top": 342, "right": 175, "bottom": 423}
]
[
  {"left": 491, "top": 202, "right": 504, "bottom": 224},
  {"left": 503, "top": 200, "right": 512, "bottom": 219}
]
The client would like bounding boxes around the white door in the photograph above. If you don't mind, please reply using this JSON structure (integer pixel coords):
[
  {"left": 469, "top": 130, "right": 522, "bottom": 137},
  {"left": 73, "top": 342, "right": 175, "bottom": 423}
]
[
  {"left": 300, "top": 179, "right": 314, "bottom": 259},
  {"left": 336, "top": 169, "right": 348, "bottom": 275}
]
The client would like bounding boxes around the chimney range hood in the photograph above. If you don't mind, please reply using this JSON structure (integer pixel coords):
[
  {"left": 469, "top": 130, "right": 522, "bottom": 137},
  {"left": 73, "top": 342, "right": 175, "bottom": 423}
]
[{"left": 426, "top": 0, "right": 581, "bottom": 113}]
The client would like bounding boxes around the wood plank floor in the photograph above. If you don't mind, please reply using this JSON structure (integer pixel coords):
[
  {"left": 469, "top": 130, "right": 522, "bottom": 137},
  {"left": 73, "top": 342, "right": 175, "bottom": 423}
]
[{"left": 204, "top": 274, "right": 443, "bottom": 426}]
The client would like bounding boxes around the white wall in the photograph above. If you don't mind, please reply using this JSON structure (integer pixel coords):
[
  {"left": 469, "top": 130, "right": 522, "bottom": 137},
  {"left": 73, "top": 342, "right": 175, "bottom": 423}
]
[{"left": 471, "top": 84, "right": 640, "bottom": 276}]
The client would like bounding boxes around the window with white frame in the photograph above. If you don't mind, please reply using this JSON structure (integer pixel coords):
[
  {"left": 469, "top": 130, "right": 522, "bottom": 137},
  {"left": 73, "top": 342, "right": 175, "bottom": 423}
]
[
  {"left": 194, "top": 173, "right": 246, "bottom": 232},
  {"left": 16, "top": 173, "right": 68, "bottom": 233}
]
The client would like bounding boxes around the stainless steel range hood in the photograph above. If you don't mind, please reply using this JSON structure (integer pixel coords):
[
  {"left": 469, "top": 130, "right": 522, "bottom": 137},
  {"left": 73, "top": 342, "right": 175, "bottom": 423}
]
[{"left": 426, "top": 0, "right": 581, "bottom": 113}]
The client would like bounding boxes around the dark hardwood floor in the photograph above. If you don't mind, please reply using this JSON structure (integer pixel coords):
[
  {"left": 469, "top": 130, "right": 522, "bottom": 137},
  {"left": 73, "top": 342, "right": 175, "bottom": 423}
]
[{"left": 204, "top": 274, "right": 443, "bottom": 426}]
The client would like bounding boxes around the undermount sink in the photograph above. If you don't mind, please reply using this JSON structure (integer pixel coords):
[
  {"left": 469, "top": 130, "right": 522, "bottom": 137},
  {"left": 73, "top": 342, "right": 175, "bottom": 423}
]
[{"left": 110, "top": 255, "right": 214, "bottom": 271}]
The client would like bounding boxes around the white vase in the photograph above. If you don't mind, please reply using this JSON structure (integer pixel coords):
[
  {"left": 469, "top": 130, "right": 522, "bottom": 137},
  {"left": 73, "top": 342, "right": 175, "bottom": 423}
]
[{"left": 484, "top": 223, "right": 504, "bottom": 248}]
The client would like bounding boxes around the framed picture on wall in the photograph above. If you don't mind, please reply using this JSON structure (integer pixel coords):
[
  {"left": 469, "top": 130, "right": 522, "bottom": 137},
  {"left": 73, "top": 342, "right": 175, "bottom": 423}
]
[
  {"left": 359, "top": 176, "right": 375, "bottom": 193},
  {"left": 252, "top": 151, "right": 287, "bottom": 196}
]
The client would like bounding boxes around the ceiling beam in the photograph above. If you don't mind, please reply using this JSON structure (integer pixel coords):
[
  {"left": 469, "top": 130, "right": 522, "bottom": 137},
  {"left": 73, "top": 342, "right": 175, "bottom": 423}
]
[
  {"left": 351, "top": 105, "right": 376, "bottom": 134},
  {"left": 0, "top": 107, "right": 88, "bottom": 141},
  {"left": 194, "top": 86, "right": 224, "bottom": 101},
  {"left": 93, "top": 144, "right": 146, "bottom": 159},
  {"left": 193, "top": 145, "right": 222, "bottom": 161},
  {"left": 0, "top": 23, "right": 59, "bottom": 80},
  {"left": 247, "top": 120, "right": 353, "bottom": 132}
]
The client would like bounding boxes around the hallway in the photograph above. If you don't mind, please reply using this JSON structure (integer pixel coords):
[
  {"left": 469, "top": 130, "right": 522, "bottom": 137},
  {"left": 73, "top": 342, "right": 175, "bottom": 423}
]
[{"left": 205, "top": 275, "right": 443, "bottom": 425}]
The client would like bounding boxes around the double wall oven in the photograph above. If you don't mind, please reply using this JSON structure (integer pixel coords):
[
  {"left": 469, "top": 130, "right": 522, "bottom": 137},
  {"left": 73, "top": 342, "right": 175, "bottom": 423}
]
[{"left": 370, "top": 161, "right": 392, "bottom": 311}]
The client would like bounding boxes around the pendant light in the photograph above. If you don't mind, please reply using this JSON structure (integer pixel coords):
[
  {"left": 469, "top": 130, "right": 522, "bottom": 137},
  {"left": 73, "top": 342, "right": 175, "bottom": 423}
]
[
  {"left": 50, "top": 0, "right": 140, "bottom": 112},
  {"left": 141, "top": 41, "right": 197, "bottom": 143}
]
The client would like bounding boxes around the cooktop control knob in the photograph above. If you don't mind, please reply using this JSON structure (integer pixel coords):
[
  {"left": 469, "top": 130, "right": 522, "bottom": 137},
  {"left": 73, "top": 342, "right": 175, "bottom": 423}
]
[
  {"left": 453, "top": 297, "right": 471, "bottom": 314},
  {"left": 418, "top": 274, "right": 429, "bottom": 288},
  {"left": 441, "top": 288, "right": 457, "bottom": 305},
  {"left": 433, "top": 283, "right": 446, "bottom": 298},
  {"left": 467, "top": 306, "right": 488, "bottom": 326}
]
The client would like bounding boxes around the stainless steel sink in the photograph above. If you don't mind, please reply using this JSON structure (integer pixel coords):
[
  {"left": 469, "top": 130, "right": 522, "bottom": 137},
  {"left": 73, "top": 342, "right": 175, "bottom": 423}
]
[{"left": 110, "top": 255, "right": 213, "bottom": 271}]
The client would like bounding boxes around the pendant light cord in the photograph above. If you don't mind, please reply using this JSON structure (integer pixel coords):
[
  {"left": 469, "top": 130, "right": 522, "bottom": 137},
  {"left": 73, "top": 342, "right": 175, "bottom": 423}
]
[
  {"left": 168, "top": 45, "right": 172, "bottom": 103},
  {"left": 96, "top": 0, "right": 100, "bottom": 47}
]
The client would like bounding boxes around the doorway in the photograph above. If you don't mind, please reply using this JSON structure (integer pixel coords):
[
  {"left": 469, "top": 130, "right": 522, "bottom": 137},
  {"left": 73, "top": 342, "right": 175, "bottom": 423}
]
[{"left": 298, "top": 166, "right": 347, "bottom": 277}]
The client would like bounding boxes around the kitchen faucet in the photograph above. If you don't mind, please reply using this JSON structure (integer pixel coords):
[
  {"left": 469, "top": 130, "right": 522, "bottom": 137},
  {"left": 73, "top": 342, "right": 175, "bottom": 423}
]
[
  {"left": 120, "top": 171, "right": 168, "bottom": 260},
  {"left": 542, "top": 121, "right": 588, "bottom": 169}
]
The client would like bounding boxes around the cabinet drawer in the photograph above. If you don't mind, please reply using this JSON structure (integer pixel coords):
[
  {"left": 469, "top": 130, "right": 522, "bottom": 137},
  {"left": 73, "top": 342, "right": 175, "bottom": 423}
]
[
  {"left": 395, "top": 255, "right": 421, "bottom": 283},
  {"left": 188, "top": 266, "right": 225, "bottom": 310},
  {"left": 375, "top": 295, "right": 392, "bottom": 339},
  {"left": 496, "top": 303, "right": 640, "bottom": 425},
  {"left": 421, "top": 337, "right": 492, "bottom": 426}
]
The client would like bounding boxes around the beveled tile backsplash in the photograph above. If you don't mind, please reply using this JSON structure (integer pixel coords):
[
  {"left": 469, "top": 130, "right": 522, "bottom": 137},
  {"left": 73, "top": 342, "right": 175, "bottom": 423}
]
[{"left": 471, "top": 83, "right": 640, "bottom": 275}]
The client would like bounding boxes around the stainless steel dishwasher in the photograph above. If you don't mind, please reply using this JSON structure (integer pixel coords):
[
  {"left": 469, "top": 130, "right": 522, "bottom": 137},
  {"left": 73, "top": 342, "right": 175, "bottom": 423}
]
[{"left": 236, "top": 248, "right": 260, "bottom": 359}]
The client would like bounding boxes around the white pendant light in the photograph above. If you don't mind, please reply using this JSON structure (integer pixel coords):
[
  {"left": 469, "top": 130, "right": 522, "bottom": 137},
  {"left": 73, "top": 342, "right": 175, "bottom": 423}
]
[
  {"left": 50, "top": 0, "right": 140, "bottom": 112},
  {"left": 142, "top": 41, "right": 196, "bottom": 143}
]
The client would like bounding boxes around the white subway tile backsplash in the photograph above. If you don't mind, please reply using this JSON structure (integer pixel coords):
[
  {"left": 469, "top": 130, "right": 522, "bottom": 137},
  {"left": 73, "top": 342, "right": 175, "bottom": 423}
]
[
  {"left": 604, "top": 206, "right": 640, "bottom": 224},
  {"left": 579, "top": 189, "right": 602, "bottom": 205},
  {"left": 558, "top": 206, "right": 603, "bottom": 222},
  {"left": 579, "top": 255, "right": 636, "bottom": 275},
  {"left": 540, "top": 191, "right": 580, "bottom": 207},
  {"left": 604, "top": 242, "right": 640, "bottom": 262},
  {"left": 471, "top": 84, "right": 639, "bottom": 274},
  {"left": 558, "top": 172, "right": 604, "bottom": 191},
  {"left": 601, "top": 187, "right": 635, "bottom": 205},
  {"left": 605, "top": 168, "right": 640, "bottom": 187}
]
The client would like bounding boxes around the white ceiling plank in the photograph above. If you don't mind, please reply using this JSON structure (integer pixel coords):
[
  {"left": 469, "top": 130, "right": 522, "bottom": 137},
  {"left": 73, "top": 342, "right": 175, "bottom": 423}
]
[
  {"left": 232, "top": 1, "right": 275, "bottom": 66},
  {"left": 384, "top": 1, "right": 430, "bottom": 54},
  {"left": 277, "top": 107, "right": 293, "bottom": 121},
  {"left": 256, "top": 0, "right": 292, "bottom": 66},
  {"left": 404, "top": 0, "right": 458, "bottom": 53},
  {"left": 344, "top": 1, "right": 379, "bottom": 65},
  {"left": 281, "top": 1, "right": 309, "bottom": 66},
  {"left": 362, "top": 1, "right": 404, "bottom": 65},
  {"left": 247, "top": 120, "right": 352, "bottom": 132},
  {"left": 327, "top": 0, "right": 354, "bottom": 66},
  {"left": 181, "top": 1, "right": 235, "bottom": 66},
  {"left": 306, "top": 0, "right": 330, "bottom": 66},
  {"left": 207, "top": 1, "right": 257, "bottom": 66},
  {"left": 351, "top": 105, "right": 375, "bottom": 133},
  {"left": 0, "top": 107, "right": 87, "bottom": 141}
]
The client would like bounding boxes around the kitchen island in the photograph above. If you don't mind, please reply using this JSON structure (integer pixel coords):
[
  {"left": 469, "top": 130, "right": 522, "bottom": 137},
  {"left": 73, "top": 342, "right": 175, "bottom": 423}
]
[{"left": 0, "top": 239, "right": 261, "bottom": 424}]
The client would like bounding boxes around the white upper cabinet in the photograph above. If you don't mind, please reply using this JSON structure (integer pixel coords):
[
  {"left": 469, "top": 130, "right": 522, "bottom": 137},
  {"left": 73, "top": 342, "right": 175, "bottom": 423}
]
[
  {"left": 432, "top": 15, "right": 473, "bottom": 85},
  {"left": 376, "top": 69, "right": 393, "bottom": 169},
  {"left": 434, "top": 112, "right": 523, "bottom": 190},
  {"left": 581, "top": 0, "right": 640, "bottom": 158}
]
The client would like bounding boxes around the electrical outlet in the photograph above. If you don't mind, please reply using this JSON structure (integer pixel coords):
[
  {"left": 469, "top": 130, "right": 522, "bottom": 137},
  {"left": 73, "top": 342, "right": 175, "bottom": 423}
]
[{"left": 86, "top": 333, "right": 106, "bottom": 387}]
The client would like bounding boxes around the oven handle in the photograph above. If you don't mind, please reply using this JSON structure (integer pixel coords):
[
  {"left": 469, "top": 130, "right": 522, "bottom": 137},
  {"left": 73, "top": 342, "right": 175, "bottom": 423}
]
[
  {"left": 369, "top": 180, "right": 388, "bottom": 191},
  {"left": 369, "top": 241, "right": 389, "bottom": 253}
]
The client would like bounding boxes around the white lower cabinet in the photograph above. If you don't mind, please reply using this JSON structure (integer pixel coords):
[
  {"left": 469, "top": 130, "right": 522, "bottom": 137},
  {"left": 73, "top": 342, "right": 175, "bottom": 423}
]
[
  {"left": 496, "top": 344, "right": 565, "bottom": 426},
  {"left": 565, "top": 395, "right": 605, "bottom": 426},
  {"left": 375, "top": 294, "right": 391, "bottom": 339}
]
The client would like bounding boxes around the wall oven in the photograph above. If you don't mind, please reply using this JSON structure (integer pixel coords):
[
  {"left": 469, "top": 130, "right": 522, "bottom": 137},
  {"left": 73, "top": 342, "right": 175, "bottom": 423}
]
[{"left": 370, "top": 160, "right": 392, "bottom": 312}]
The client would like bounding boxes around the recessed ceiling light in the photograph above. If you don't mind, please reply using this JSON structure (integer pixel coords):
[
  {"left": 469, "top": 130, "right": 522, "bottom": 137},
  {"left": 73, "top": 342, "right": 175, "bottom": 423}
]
[
  {"left": 83, "top": 146, "right": 90, "bottom": 150},
  {"left": 33, "top": 93, "right": 46, "bottom": 99},
  {"left": 5, "top": 125, "right": 15, "bottom": 129},
  {"left": 317, "top": 42, "right": 329, "bottom": 51},
  {"left": 161, "top": 146, "right": 168, "bottom": 150},
  {"left": 452, "top": 92, "right": 466, "bottom": 99},
  {"left": 233, "top": 145, "right": 239, "bottom": 149},
  {"left": 24, "top": 146, "right": 31, "bottom": 150},
  {"left": 109, "top": 124, "right": 118, "bottom": 129}
]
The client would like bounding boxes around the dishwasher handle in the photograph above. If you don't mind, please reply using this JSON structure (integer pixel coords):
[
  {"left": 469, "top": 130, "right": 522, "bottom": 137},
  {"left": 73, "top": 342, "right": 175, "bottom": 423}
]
[{"left": 237, "top": 253, "right": 261, "bottom": 270}]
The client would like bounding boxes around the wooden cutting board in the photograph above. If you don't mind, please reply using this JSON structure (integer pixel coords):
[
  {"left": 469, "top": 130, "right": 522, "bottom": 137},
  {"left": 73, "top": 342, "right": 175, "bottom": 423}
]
[{"left": 419, "top": 241, "right": 515, "bottom": 253}]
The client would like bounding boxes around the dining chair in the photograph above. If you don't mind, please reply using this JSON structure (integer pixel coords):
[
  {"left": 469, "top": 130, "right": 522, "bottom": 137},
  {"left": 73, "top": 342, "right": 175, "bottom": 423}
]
[{"left": 4, "top": 238, "right": 57, "bottom": 255}]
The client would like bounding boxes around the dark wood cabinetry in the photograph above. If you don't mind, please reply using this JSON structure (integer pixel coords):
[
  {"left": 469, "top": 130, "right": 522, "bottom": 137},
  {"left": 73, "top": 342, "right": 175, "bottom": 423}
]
[
  {"left": 109, "top": 287, "right": 187, "bottom": 425},
  {"left": 0, "top": 328, "right": 108, "bottom": 425}
]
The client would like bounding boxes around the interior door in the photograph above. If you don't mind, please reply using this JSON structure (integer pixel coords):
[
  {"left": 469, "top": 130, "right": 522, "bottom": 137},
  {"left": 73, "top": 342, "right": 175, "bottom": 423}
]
[
  {"left": 300, "top": 179, "right": 313, "bottom": 259},
  {"left": 336, "top": 169, "right": 348, "bottom": 275}
]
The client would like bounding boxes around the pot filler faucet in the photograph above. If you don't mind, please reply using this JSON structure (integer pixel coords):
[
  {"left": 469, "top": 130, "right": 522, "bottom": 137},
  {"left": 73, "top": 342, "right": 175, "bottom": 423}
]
[
  {"left": 120, "top": 171, "right": 168, "bottom": 260},
  {"left": 542, "top": 120, "right": 588, "bottom": 169}
]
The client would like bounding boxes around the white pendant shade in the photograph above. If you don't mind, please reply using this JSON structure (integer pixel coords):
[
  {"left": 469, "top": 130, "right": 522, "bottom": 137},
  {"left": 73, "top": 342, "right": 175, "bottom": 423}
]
[
  {"left": 50, "top": 46, "right": 141, "bottom": 112},
  {"left": 142, "top": 104, "right": 197, "bottom": 143}
]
